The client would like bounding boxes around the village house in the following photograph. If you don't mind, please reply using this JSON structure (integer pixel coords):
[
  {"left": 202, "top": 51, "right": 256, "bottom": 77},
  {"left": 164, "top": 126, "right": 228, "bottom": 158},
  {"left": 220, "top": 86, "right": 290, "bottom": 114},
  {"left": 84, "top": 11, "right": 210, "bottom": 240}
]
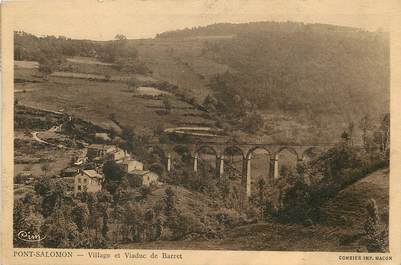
[
  {"left": 126, "top": 170, "right": 159, "bottom": 187},
  {"left": 87, "top": 144, "right": 109, "bottom": 161},
  {"left": 61, "top": 167, "right": 79, "bottom": 177},
  {"left": 105, "top": 147, "right": 126, "bottom": 162},
  {"left": 87, "top": 144, "right": 125, "bottom": 162},
  {"left": 94, "top": 132, "right": 111, "bottom": 142},
  {"left": 73, "top": 169, "right": 104, "bottom": 197},
  {"left": 117, "top": 158, "right": 144, "bottom": 172},
  {"left": 15, "top": 171, "right": 34, "bottom": 185},
  {"left": 74, "top": 156, "right": 88, "bottom": 166}
]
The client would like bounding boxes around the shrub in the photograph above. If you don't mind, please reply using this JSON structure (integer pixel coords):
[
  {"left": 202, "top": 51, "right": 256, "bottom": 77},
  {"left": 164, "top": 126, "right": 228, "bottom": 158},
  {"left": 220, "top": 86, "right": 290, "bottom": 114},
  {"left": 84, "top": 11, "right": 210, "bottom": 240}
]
[
  {"left": 364, "top": 199, "right": 387, "bottom": 252},
  {"left": 139, "top": 186, "right": 152, "bottom": 199},
  {"left": 242, "top": 112, "right": 264, "bottom": 133},
  {"left": 149, "top": 163, "right": 164, "bottom": 177},
  {"left": 243, "top": 207, "right": 259, "bottom": 223}
]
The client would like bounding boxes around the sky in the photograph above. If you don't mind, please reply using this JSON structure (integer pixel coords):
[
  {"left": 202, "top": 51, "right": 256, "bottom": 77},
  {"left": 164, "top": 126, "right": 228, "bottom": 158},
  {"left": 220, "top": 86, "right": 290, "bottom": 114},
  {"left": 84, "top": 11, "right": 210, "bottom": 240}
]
[{"left": 5, "top": 0, "right": 395, "bottom": 40}]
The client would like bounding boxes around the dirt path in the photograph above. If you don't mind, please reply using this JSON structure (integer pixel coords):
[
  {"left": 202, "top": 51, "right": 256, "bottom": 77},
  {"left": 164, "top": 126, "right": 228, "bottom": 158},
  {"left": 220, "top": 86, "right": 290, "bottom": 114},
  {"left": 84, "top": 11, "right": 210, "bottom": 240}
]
[
  {"left": 31, "top": 126, "right": 67, "bottom": 149},
  {"left": 31, "top": 132, "right": 50, "bottom": 145}
]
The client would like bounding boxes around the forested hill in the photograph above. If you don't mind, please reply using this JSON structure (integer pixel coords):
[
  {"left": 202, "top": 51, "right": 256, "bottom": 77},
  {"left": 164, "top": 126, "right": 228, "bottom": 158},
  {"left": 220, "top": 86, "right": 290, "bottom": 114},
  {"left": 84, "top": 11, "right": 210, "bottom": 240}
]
[
  {"left": 156, "top": 21, "right": 368, "bottom": 39},
  {"left": 155, "top": 21, "right": 389, "bottom": 121},
  {"left": 13, "top": 21, "right": 390, "bottom": 142}
]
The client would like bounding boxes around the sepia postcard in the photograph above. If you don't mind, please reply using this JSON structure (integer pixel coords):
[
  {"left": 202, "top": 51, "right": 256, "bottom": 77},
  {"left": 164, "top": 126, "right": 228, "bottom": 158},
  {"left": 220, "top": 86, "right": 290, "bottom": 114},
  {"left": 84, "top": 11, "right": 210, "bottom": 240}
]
[{"left": 1, "top": 0, "right": 401, "bottom": 264}]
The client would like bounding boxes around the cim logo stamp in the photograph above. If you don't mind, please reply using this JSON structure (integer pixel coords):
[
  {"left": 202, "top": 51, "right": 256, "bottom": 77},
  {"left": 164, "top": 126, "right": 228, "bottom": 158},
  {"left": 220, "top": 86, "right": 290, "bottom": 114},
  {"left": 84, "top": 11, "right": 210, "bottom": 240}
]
[{"left": 17, "top": 231, "right": 46, "bottom": 242}]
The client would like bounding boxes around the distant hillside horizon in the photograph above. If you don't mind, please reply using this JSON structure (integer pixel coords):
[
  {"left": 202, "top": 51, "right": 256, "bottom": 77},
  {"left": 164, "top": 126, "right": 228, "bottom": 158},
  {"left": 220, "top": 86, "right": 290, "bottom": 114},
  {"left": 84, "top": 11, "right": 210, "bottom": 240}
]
[{"left": 155, "top": 21, "right": 385, "bottom": 39}]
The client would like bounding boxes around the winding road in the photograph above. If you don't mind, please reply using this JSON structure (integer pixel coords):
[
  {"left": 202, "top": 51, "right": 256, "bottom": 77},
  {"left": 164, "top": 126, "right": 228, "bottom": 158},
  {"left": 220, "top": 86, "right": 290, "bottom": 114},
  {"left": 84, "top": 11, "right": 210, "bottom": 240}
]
[
  {"left": 31, "top": 132, "right": 49, "bottom": 145},
  {"left": 31, "top": 125, "right": 66, "bottom": 148}
]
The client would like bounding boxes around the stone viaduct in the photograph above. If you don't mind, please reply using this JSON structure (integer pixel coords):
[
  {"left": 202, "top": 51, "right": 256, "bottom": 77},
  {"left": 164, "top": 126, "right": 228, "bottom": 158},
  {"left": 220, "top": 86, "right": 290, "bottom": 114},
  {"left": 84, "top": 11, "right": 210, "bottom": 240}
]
[{"left": 148, "top": 141, "right": 334, "bottom": 199}]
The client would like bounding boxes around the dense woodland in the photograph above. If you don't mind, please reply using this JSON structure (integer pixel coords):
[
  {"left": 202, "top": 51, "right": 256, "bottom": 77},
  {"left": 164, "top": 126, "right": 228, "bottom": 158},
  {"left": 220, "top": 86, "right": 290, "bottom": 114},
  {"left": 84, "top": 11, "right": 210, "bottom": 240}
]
[
  {"left": 14, "top": 31, "right": 150, "bottom": 75},
  {"left": 158, "top": 22, "right": 389, "bottom": 137},
  {"left": 201, "top": 24, "right": 387, "bottom": 123},
  {"left": 156, "top": 21, "right": 368, "bottom": 38}
]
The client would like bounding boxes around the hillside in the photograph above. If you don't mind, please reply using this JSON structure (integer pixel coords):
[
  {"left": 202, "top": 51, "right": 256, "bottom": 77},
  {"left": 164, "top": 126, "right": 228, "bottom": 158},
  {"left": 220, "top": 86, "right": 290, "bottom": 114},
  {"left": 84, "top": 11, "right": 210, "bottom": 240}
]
[
  {"left": 320, "top": 168, "right": 389, "bottom": 233},
  {"left": 121, "top": 168, "right": 389, "bottom": 251},
  {"left": 14, "top": 22, "right": 389, "bottom": 143},
  {"left": 156, "top": 21, "right": 365, "bottom": 39},
  {"left": 133, "top": 21, "right": 390, "bottom": 143}
]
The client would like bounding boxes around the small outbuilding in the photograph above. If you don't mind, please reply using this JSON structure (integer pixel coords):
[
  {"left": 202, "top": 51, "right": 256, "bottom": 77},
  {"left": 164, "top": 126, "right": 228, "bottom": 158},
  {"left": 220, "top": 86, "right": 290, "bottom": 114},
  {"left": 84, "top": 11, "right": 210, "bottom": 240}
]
[{"left": 94, "top": 132, "right": 111, "bottom": 142}]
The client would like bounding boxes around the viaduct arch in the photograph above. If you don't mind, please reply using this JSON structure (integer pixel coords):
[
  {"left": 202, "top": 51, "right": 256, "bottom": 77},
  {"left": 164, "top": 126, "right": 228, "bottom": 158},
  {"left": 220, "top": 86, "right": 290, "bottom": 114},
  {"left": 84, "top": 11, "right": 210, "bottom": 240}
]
[{"left": 148, "top": 142, "right": 333, "bottom": 201}]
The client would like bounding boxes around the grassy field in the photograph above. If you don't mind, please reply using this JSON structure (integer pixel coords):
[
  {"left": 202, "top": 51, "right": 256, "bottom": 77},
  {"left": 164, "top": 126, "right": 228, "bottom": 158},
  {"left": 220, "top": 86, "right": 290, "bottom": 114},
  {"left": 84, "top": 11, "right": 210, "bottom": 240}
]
[
  {"left": 15, "top": 68, "right": 215, "bottom": 136},
  {"left": 14, "top": 57, "right": 338, "bottom": 145},
  {"left": 14, "top": 135, "right": 84, "bottom": 178},
  {"left": 132, "top": 38, "right": 231, "bottom": 101}
]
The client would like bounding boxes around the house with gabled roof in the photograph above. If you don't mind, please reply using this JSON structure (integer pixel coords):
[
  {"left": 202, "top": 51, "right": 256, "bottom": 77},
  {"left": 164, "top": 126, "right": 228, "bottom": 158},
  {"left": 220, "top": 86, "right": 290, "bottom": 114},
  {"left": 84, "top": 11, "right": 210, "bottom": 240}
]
[
  {"left": 126, "top": 170, "right": 159, "bottom": 187},
  {"left": 73, "top": 169, "right": 104, "bottom": 197}
]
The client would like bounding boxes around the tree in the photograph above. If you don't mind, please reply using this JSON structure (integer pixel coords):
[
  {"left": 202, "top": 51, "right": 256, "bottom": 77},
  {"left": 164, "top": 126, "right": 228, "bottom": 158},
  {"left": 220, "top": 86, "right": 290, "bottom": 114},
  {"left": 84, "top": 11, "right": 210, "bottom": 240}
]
[
  {"left": 115, "top": 34, "right": 127, "bottom": 41},
  {"left": 233, "top": 94, "right": 242, "bottom": 105},
  {"left": 278, "top": 180, "right": 312, "bottom": 223},
  {"left": 111, "top": 204, "right": 126, "bottom": 241},
  {"left": 380, "top": 113, "right": 390, "bottom": 157},
  {"left": 71, "top": 203, "right": 90, "bottom": 232},
  {"left": 14, "top": 46, "right": 24, "bottom": 60},
  {"left": 242, "top": 99, "right": 253, "bottom": 112},
  {"left": 341, "top": 131, "right": 350, "bottom": 145},
  {"left": 37, "top": 179, "right": 67, "bottom": 218},
  {"left": 98, "top": 33, "right": 138, "bottom": 65},
  {"left": 103, "top": 160, "right": 125, "bottom": 183},
  {"left": 96, "top": 191, "right": 112, "bottom": 240},
  {"left": 203, "top": 94, "right": 218, "bottom": 111},
  {"left": 41, "top": 207, "right": 81, "bottom": 248},
  {"left": 348, "top": 122, "right": 355, "bottom": 147},
  {"left": 40, "top": 162, "right": 52, "bottom": 177},
  {"left": 38, "top": 57, "right": 57, "bottom": 79},
  {"left": 242, "top": 112, "right": 264, "bottom": 133},
  {"left": 127, "top": 79, "right": 138, "bottom": 90},
  {"left": 86, "top": 193, "right": 102, "bottom": 236},
  {"left": 162, "top": 97, "right": 172, "bottom": 114},
  {"left": 257, "top": 178, "right": 266, "bottom": 219},
  {"left": 163, "top": 187, "right": 176, "bottom": 218},
  {"left": 364, "top": 199, "right": 386, "bottom": 252},
  {"left": 109, "top": 112, "right": 116, "bottom": 122},
  {"left": 359, "top": 114, "right": 373, "bottom": 152},
  {"left": 120, "top": 127, "right": 151, "bottom": 161},
  {"left": 118, "top": 202, "right": 135, "bottom": 242},
  {"left": 34, "top": 177, "right": 53, "bottom": 196},
  {"left": 14, "top": 199, "right": 40, "bottom": 247},
  {"left": 115, "top": 57, "right": 149, "bottom": 74}
]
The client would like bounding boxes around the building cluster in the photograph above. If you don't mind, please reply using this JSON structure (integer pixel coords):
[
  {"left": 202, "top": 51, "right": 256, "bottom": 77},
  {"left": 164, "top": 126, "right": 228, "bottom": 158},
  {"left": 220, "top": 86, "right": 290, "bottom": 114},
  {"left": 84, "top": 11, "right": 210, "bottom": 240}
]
[{"left": 62, "top": 143, "right": 160, "bottom": 197}]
